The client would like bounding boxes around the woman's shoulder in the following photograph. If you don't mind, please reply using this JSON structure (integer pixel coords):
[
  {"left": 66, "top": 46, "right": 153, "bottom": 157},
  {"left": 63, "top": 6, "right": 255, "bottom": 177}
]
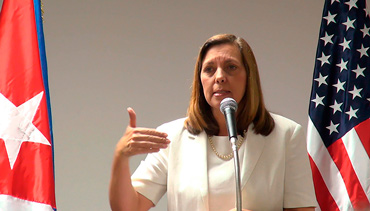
[
  {"left": 270, "top": 113, "right": 301, "bottom": 130},
  {"left": 156, "top": 118, "right": 190, "bottom": 144},
  {"left": 267, "top": 113, "right": 305, "bottom": 141},
  {"left": 157, "top": 117, "right": 187, "bottom": 129},
  {"left": 156, "top": 117, "right": 188, "bottom": 136}
]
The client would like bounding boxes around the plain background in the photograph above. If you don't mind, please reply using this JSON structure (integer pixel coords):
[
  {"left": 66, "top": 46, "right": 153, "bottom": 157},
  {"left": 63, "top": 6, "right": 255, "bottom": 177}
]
[{"left": 1, "top": 1, "right": 325, "bottom": 210}]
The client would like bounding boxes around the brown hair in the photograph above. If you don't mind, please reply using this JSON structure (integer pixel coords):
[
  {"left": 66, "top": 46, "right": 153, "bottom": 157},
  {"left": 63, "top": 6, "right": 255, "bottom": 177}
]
[{"left": 184, "top": 34, "right": 275, "bottom": 136}]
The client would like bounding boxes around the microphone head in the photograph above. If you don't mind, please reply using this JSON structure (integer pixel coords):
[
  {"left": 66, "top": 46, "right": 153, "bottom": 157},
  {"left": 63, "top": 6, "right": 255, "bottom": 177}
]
[{"left": 220, "top": 97, "right": 238, "bottom": 114}]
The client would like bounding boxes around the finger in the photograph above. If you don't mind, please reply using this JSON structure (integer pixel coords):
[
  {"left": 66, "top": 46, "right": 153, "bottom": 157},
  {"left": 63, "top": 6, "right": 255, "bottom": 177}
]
[
  {"left": 127, "top": 107, "right": 136, "bottom": 128},
  {"left": 129, "top": 138, "right": 170, "bottom": 148},
  {"left": 132, "top": 128, "right": 169, "bottom": 139},
  {"left": 131, "top": 133, "right": 170, "bottom": 144},
  {"left": 125, "top": 143, "right": 165, "bottom": 156},
  {"left": 137, "top": 147, "right": 161, "bottom": 154}
]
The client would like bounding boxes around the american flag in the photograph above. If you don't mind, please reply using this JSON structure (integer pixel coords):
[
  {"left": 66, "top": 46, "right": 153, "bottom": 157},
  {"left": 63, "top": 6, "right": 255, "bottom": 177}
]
[
  {"left": 307, "top": 0, "right": 370, "bottom": 210},
  {"left": 0, "top": 0, "right": 56, "bottom": 210}
]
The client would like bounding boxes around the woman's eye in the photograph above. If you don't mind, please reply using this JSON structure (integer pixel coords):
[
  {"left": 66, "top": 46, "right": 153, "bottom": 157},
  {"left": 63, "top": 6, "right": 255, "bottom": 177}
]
[
  {"left": 203, "top": 66, "right": 214, "bottom": 73},
  {"left": 228, "top": 65, "right": 237, "bottom": 70}
]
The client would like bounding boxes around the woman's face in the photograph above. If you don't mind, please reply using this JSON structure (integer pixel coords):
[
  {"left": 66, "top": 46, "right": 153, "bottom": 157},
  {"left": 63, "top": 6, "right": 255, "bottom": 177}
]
[{"left": 200, "top": 43, "right": 247, "bottom": 114}]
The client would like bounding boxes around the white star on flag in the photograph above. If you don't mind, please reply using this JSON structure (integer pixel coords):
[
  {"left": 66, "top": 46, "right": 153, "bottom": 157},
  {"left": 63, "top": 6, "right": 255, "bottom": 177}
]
[
  {"left": 357, "top": 44, "right": 369, "bottom": 58},
  {"left": 333, "top": 78, "right": 346, "bottom": 93},
  {"left": 343, "top": 17, "right": 356, "bottom": 31},
  {"left": 352, "top": 64, "right": 365, "bottom": 78},
  {"left": 324, "top": 11, "right": 337, "bottom": 24},
  {"left": 326, "top": 120, "right": 339, "bottom": 135},
  {"left": 315, "top": 73, "right": 328, "bottom": 87},
  {"left": 321, "top": 32, "right": 334, "bottom": 46},
  {"left": 349, "top": 85, "right": 362, "bottom": 99},
  {"left": 360, "top": 25, "right": 370, "bottom": 37},
  {"left": 317, "top": 52, "right": 331, "bottom": 66},
  {"left": 345, "top": 106, "right": 359, "bottom": 120},
  {"left": 0, "top": 92, "right": 50, "bottom": 169},
  {"left": 330, "top": 100, "right": 343, "bottom": 114},
  {"left": 336, "top": 58, "right": 348, "bottom": 72},
  {"left": 311, "top": 94, "right": 325, "bottom": 108},
  {"left": 365, "top": 0, "right": 370, "bottom": 17},
  {"left": 345, "top": 0, "right": 358, "bottom": 11},
  {"left": 339, "top": 37, "right": 351, "bottom": 51}
]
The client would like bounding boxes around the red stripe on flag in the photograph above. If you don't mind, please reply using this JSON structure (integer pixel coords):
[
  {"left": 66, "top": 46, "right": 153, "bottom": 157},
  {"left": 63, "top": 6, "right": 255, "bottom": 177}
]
[
  {"left": 327, "top": 139, "right": 370, "bottom": 209},
  {"left": 354, "top": 118, "right": 370, "bottom": 159},
  {"left": 308, "top": 155, "right": 339, "bottom": 211}
]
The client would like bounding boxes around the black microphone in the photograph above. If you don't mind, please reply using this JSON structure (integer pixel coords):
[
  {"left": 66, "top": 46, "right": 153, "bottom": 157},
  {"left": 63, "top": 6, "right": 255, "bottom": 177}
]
[
  {"left": 220, "top": 97, "right": 242, "bottom": 211},
  {"left": 220, "top": 97, "right": 238, "bottom": 139}
]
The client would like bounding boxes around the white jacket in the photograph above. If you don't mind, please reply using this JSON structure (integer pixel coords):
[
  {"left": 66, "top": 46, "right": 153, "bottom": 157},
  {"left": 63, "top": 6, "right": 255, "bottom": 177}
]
[{"left": 132, "top": 113, "right": 317, "bottom": 211}]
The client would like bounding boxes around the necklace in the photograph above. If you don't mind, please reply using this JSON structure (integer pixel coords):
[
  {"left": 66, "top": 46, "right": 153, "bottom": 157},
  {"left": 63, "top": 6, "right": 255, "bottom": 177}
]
[{"left": 208, "top": 135, "right": 245, "bottom": 161}]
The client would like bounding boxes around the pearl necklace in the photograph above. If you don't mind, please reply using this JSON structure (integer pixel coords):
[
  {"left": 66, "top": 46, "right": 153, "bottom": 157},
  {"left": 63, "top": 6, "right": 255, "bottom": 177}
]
[{"left": 208, "top": 135, "right": 245, "bottom": 161}]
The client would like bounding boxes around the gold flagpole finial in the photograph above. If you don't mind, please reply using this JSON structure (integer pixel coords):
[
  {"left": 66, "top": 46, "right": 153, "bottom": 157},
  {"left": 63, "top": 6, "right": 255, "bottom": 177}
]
[{"left": 41, "top": 0, "right": 44, "bottom": 21}]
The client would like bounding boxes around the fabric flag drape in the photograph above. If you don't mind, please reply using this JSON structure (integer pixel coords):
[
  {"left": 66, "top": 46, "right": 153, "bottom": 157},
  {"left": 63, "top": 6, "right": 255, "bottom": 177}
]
[
  {"left": 0, "top": 0, "right": 56, "bottom": 210},
  {"left": 307, "top": 0, "right": 370, "bottom": 210}
]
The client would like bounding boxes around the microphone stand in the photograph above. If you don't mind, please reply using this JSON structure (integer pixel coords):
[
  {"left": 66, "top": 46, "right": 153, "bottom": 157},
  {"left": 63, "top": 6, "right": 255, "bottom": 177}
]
[
  {"left": 220, "top": 98, "right": 242, "bottom": 211},
  {"left": 230, "top": 136, "right": 242, "bottom": 211}
]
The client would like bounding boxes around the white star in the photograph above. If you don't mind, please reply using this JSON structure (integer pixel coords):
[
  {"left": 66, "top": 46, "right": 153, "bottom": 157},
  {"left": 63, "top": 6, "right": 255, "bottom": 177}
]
[
  {"left": 0, "top": 92, "right": 50, "bottom": 169},
  {"left": 339, "top": 37, "right": 351, "bottom": 51},
  {"left": 349, "top": 85, "right": 362, "bottom": 99},
  {"left": 365, "top": 0, "right": 370, "bottom": 17},
  {"left": 342, "top": 17, "right": 355, "bottom": 31},
  {"left": 357, "top": 44, "right": 369, "bottom": 58},
  {"left": 360, "top": 25, "right": 370, "bottom": 38},
  {"left": 345, "top": 106, "right": 359, "bottom": 120},
  {"left": 324, "top": 11, "right": 337, "bottom": 25},
  {"left": 326, "top": 121, "right": 339, "bottom": 135},
  {"left": 352, "top": 64, "right": 365, "bottom": 78},
  {"left": 330, "top": 100, "right": 343, "bottom": 114},
  {"left": 311, "top": 94, "right": 325, "bottom": 108},
  {"left": 346, "top": 0, "right": 358, "bottom": 11},
  {"left": 320, "top": 32, "right": 334, "bottom": 46},
  {"left": 331, "top": 0, "right": 340, "bottom": 3},
  {"left": 336, "top": 58, "right": 348, "bottom": 72},
  {"left": 317, "top": 52, "right": 331, "bottom": 67},
  {"left": 314, "top": 73, "right": 328, "bottom": 87},
  {"left": 333, "top": 78, "right": 346, "bottom": 93}
]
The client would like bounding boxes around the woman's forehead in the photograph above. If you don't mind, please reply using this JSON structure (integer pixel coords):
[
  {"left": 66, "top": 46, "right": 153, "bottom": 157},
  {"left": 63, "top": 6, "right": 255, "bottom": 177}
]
[{"left": 202, "top": 44, "right": 242, "bottom": 64}]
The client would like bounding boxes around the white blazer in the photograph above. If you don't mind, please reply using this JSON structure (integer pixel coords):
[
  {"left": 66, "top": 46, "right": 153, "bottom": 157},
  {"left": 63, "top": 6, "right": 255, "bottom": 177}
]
[{"left": 132, "top": 113, "right": 317, "bottom": 211}]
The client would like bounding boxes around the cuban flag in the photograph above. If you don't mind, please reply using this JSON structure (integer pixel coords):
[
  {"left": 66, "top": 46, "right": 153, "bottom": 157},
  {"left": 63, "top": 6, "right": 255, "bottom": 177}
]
[
  {"left": 308, "top": 0, "right": 370, "bottom": 210},
  {"left": 0, "top": 0, "right": 56, "bottom": 210}
]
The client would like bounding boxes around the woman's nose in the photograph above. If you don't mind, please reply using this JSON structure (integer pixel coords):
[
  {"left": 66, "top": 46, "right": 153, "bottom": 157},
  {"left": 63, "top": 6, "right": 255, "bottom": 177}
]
[{"left": 215, "top": 68, "right": 226, "bottom": 83}]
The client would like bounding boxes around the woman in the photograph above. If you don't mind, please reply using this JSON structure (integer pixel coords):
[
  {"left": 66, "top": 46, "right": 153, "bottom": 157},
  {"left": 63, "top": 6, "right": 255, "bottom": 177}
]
[{"left": 109, "top": 34, "right": 317, "bottom": 211}]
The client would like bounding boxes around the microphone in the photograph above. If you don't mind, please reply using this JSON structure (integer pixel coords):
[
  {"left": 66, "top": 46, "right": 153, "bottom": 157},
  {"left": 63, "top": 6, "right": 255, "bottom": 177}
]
[
  {"left": 220, "top": 97, "right": 242, "bottom": 211},
  {"left": 220, "top": 97, "right": 238, "bottom": 139}
]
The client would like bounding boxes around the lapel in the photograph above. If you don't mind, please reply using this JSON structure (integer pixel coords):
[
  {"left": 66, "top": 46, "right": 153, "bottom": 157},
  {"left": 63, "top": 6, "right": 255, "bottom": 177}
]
[
  {"left": 185, "top": 131, "right": 209, "bottom": 210},
  {"left": 240, "top": 127, "right": 266, "bottom": 189}
]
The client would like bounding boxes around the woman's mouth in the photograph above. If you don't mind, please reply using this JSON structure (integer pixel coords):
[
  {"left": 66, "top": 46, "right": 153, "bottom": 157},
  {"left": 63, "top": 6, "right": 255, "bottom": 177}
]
[{"left": 213, "top": 90, "right": 231, "bottom": 97}]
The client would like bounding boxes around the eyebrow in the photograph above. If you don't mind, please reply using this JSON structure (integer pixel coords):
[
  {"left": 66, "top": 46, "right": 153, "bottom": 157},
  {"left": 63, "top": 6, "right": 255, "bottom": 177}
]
[{"left": 202, "top": 58, "right": 240, "bottom": 66}]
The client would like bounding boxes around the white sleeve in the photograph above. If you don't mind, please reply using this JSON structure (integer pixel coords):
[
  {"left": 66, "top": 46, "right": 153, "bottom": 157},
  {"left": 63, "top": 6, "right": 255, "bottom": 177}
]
[
  {"left": 131, "top": 147, "right": 168, "bottom": 205},
  {"left": 283, "top": 124, "right": 317, "bottom": 208},
  {"left": 130, "top": 118, "right": 185, "bottom": 205}
]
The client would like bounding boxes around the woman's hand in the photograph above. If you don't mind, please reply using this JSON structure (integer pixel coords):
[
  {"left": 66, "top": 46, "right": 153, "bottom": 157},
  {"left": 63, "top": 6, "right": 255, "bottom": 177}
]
[{"left": 115, "top": 107, "right": 170, "bottom": 158}]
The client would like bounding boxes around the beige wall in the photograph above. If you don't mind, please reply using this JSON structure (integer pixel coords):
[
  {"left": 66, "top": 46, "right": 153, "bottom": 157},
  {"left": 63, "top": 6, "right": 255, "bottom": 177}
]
[{"left": 1, "top": 1, "right": 324, "bottom": 210}]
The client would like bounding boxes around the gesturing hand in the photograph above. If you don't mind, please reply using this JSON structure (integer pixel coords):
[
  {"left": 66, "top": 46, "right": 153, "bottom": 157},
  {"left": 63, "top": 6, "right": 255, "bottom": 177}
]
[{"left": 115, "top": 107, "right": 170, "bottom": 158}]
